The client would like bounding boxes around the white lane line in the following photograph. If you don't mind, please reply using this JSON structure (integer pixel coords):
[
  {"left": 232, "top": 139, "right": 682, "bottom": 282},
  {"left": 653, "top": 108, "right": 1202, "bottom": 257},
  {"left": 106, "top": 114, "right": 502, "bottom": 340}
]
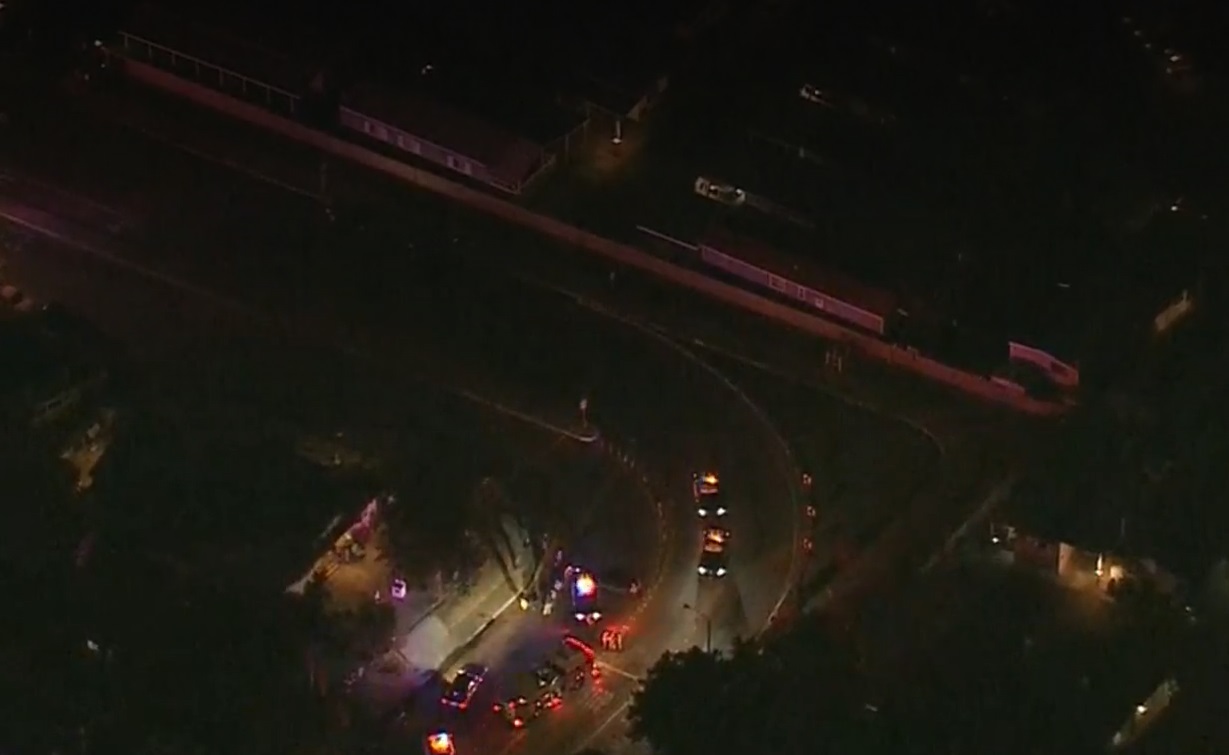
[
  {"left": 597, "top": 660, "right": 642, "bottom": 683},
  {"left": 575, "top": 698, "right": 633, "bottom": 753}
]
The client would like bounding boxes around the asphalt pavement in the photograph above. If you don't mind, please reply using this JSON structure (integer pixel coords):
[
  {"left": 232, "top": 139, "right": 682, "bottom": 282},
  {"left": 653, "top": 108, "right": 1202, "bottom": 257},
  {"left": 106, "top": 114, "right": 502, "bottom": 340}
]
[{"left": 0, "top": 103, "right": 802, "bottom": 753}]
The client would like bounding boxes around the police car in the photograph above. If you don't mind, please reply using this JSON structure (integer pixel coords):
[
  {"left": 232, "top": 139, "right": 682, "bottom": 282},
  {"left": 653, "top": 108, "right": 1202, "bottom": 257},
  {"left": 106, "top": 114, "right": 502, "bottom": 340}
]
[
  {"left": 570, "top": 569, "right": 602, "bottom": 623},
  {"left": 693, "top": 472, "right": 727, "bottom": 520},
  {"left": 698, "top": 527, "right": 730, "bottom": 578},
  {"left": 424, "top": 731, "right": 456, "bottom": 755}
]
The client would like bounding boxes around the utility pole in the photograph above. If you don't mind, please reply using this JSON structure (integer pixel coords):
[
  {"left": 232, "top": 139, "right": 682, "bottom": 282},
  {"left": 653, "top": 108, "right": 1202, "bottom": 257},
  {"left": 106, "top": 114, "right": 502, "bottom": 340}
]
[{"left": 683, "top": 603, "right": 713, "bottom": 653}]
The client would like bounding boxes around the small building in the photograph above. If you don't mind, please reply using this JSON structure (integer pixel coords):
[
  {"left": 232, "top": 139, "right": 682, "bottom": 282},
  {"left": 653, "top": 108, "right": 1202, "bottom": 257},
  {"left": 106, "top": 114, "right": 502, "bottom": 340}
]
[
  {"left": 112, "top": 4, "right": 323, "bottom": 116},
  {"left": 698, "top": 230, "right": 899, "bottom": 336},
  {"left": 339, "top": 81, "right": 554, "bottom": 195},
  {"left": 410, "top": 62, "right": 590, "bottom": 164}
]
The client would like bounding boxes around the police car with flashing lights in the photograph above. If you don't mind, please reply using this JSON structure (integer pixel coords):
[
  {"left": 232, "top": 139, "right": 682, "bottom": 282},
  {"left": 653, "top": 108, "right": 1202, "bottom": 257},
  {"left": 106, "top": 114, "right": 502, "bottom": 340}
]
[
  {"left": 424, "top": 731, "right": 456, "bottom": 755},
  {"left": 570, "top": 569, "right": 602, "bottom": 623},
  {"left": 698, "top": 527, "right": 730, "bottom": 578},
  {"left": 693, "top": 472, "right": 727, "bottom": 520}
]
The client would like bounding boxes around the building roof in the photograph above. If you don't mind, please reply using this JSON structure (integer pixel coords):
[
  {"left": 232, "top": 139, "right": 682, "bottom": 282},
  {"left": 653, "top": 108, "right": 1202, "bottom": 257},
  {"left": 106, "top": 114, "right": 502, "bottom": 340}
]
[
  {"left": 701, "top": 229, "right": 898, "bottom": 318},
  {"left": 341, "top": 81, "right": 543, "bottom": 187},
  {"left": 121, "top": 4, "right": 320, "bottom": 96},
  {"left": 417, "top": 64, "right": 586, "bottom": 147}
]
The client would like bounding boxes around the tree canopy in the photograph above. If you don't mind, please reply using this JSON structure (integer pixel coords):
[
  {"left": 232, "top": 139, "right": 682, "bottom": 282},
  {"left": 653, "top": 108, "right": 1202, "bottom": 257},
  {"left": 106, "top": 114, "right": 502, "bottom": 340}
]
[
  {"left": 85, "top": 569, "right": 326, "bottom": 755},
  {"left": 381, "top": 461, "right": 490, "bottom": 588},
  {"left": 0, "top": 423, "right": 79, "bottom": 569},
  {"left": 629, "top": 620, "right": 890, "bottom": 755}
]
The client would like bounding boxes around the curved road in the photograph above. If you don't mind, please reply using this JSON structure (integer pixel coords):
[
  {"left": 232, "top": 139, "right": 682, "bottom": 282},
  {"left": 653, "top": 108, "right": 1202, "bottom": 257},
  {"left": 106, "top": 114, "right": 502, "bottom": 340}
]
[{"left": 0, "top": 110, "right": 800, "bottom": 755}]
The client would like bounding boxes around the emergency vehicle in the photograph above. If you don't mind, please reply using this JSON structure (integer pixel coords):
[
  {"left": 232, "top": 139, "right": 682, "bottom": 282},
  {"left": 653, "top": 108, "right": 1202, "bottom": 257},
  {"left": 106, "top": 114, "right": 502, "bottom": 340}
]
[
  {"left": 698, "top": 527, "right": 731, "bottom": 578},
  {"left": 424, "top": 731, "right": 455, "bottom": 755},
  {"left": 692, "top": 472, "right": 727, "bottom": 519},
  {"left": 570, "top": 569, "right": 602, "bottom": 623},
  {"left": 493, "top": 636, "right": 598, "bottom": 728}
]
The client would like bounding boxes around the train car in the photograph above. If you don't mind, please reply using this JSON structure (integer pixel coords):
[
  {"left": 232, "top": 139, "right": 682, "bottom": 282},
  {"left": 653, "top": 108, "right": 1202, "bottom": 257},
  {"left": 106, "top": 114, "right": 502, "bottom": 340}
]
[{"left": 697, "top": 231, "right": 897, "bottom": 337}]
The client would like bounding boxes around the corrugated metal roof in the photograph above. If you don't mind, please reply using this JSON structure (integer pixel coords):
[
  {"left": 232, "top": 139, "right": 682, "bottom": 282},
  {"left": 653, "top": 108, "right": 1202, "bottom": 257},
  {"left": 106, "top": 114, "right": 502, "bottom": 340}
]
[
  {"left": 702, "top": 230, "right": 898, "bottom": 318},
  {"left": 121, "top": 5, "right": 319, "bottom": 95},
  {"left": 341, "top": 81, "right": 543, "bottom": 186}
]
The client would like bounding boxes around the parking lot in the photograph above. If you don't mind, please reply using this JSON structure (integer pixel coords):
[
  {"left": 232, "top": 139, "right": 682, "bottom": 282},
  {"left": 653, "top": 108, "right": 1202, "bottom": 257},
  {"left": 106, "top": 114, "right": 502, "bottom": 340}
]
[{"left": 527, "top": 0, "right": 1221, "bottom": 359}]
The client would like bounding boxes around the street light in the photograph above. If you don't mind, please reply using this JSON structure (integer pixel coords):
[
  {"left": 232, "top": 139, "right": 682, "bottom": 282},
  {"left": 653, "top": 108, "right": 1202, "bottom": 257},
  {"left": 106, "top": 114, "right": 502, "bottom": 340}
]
[{"left": 683, "top": 603, "right": 713, "bottom": 654}]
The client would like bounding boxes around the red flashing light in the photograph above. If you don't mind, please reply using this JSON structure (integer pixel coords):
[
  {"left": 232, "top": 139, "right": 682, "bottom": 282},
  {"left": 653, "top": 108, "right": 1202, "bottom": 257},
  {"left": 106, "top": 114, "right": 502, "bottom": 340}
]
[
  {"left": 564, "top": 635, "right": 595, "bottom": 659},
  {"left": 575, "top": 574, "right": 597, "bottom": 597}
]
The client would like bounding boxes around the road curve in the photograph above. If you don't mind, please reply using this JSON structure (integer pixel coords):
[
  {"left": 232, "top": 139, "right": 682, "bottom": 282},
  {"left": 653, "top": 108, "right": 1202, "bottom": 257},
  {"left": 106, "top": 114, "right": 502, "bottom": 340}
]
[{"left": 0, "top": 156, "right": 800, "bottom": 755}]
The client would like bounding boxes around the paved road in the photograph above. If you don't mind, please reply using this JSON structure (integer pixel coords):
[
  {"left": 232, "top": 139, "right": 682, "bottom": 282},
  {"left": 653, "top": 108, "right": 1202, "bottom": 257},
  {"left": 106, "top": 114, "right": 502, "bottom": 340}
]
[{"left": 0, "top": 104, "right": 801, "bottom": 754}]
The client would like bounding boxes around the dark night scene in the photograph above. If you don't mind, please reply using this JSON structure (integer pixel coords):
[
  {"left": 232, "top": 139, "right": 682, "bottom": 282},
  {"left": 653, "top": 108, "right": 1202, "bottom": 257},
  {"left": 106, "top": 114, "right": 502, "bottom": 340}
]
[{"left": 3, "top": 0, "right": 1229, "bottom": 753}]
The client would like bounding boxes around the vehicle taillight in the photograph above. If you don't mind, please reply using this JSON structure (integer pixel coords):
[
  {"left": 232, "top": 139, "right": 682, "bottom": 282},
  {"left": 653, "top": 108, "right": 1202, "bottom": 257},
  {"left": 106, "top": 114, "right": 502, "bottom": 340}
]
[
  {"left": 492, "top": 703, "right": 502, "bottom": 712},
  {"left": 512, "top": 718, "right": 524, "bottom": 728}
]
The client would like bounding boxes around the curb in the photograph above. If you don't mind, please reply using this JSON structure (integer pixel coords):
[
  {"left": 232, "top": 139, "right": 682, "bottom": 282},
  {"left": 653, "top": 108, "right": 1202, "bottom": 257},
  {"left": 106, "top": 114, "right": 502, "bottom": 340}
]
[{"left": 436, "top": 590, "right": 522, "bottom": 674}]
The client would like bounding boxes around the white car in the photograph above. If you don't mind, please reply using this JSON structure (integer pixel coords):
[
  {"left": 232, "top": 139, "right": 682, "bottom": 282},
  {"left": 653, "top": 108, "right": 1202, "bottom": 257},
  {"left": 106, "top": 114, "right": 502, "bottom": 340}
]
[
  {"left": 693, "top": 472, "right": 727, "bottom": 519},
  {"left": 799, "top": 83, "right": 835, "bottom": 107},
  {"left": 694, "top": 177, "right": 746, "bottom": 206}
]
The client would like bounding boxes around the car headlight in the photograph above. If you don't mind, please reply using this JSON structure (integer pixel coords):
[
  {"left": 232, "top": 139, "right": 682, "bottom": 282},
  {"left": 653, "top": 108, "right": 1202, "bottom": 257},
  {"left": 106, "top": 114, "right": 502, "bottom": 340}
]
[
  {"left": 716, "top": 568, "right": 727, "bottom": 576},
  {"left": 716, "top": 507, "right": 727, "bottom": 516},
  {"left": 574, "top": 613, "right": 586, "bottom": 621},
  {"left": 697, "top": 566, "right": 707, "bottom": 575},
  {"left": 697, "top": 508, "right": 707, "bottom": 517}
]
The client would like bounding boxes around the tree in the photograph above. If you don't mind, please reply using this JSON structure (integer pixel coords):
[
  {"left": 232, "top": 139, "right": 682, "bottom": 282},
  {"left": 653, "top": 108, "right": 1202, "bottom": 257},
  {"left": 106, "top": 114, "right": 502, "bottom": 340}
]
[
  {"left": 87, "top": 569, "right": 325, "bottom": 755},
  {"left": 629, "top": 647, "right": 736, "bottom": 755},
  {"left": 0, "top": 424, "right": 79, "bottom": 569},
  {"left": 91, "top": 409, "right": 343, "bottom": 587},
  {"left": 381, "top": 462, "right": 488, "bottom": 590},
  {"left": 629, "top": 619, "right": 887, "bottom": 755}
]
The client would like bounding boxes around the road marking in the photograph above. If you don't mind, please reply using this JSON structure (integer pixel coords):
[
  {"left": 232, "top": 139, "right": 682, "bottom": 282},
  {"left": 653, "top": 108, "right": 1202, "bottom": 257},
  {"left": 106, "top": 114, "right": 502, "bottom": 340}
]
[
  {"left": 575, "top": 697, "right": 633, "bottom": 753},
  {"left": 597, "top": 660, "right": 642, "bottom": 683}
]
